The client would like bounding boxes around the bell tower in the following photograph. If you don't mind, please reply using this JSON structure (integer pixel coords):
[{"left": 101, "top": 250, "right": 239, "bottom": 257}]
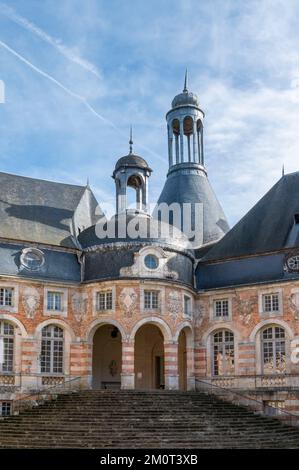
[
  {"left": 112, "top": 129, "right": 152, "bottom": 214},
  {"left": 156, "top": 73, "right": 229, "bottom": 248},
  {"left": 167, "top": 70, "right": 205, "bottom": 168}
]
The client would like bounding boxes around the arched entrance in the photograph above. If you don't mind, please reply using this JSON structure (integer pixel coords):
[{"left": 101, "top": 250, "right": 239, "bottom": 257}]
[
  {"left": 134, "top": 324, "right": 165, "bottom": 390},
  {"left": 92, "top": 324, "right": 122, "bottom": 389},
  {"left": 178, "top": 329, "right": 187, "bottom": 390}
]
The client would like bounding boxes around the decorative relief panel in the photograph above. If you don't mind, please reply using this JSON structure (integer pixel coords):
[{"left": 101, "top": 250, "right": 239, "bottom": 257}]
[
  {"left": 120, "top": 246, "right": 178, "bottom": 280},
  {"left": 22, "top": 287, "right": 40, "bottom": 319},
  {"left": 72, "top": 292, "right": 88, "bottom": 322},
  {"left": 119, "top": 288, "right": 138, "bottom": 318},
  {"left": 289, "top": 292, "right": 299, "bottom": 320},
  {"left": 234, "top": 294, "right": 255, "bottom": 325},
  {"left": 167, "top": 291, "right": 181, "bottom": 321},
  {"left": 193, "top": 302, "right": 205, "bottom": 327}
]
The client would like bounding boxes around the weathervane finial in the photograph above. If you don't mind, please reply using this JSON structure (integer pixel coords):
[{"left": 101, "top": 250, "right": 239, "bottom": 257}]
[
  {"left": 183, "top": 69, "right": 188, "bottom": 92},
  {"left": 129, "top": 125, "right": 133, "bottom": 154}
]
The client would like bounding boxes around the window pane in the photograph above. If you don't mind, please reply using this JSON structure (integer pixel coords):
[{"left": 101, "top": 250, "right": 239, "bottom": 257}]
[
  {"left": 41, "top": 326, "right": 64, "bottom": 374},
  {"left": 213, "top": 330, "right": 234, "bottom": 376},
  {"left": 262, "top": 326, "right": 286, "bottom": 374},
  {"left": 0, "top": 288, "right": 13, "bottom": 307}
]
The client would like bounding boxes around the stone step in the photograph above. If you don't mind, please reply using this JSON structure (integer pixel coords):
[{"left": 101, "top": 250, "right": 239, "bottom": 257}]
[{"left": 0, "top": 389, "right": 298, "bottom": 448}]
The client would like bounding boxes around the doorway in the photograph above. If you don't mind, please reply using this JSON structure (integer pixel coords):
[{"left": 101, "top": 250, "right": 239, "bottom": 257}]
[
  {"left": 92, "top": 324, "right": 122, "bottom": 389},
  {"left": 134, "top": 324, "right": 165, "bottom": 389}
]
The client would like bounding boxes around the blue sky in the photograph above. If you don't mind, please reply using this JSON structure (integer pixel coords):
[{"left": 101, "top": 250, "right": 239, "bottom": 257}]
[{"left": 0, "top": 0, "right": 299, "bottom": 226}]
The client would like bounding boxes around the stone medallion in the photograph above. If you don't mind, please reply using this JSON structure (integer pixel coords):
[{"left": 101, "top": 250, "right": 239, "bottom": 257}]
[
  {"left": 289, "top": 293, "right": 299, "bottom": 320},
  {"left": 72, "top": 292, "right": 88, "bottom": 322},
  {"left": 234, "top": 295, "right": 255, "bottom": 325},
  {"left": 168, "top": 291, "right": 181, "bottom": 321},
  {"left": 119, "top": 288, "right": 137, "bottom": 317},
  {"left": 22, "top": 287, "right": 40, "bottom": 319}
]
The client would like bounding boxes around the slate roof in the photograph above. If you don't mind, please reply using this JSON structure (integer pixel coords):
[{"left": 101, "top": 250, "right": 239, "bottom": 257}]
[
  {"left": 157, "top": 165, "right": 230, "bottom": 247},
  {"left": 0, "top": 172, "right": 93, "bottom": 248},
  {"left": 114, "top": 154, "right": 152, "bottom": 173},
  {"left": 202, "top": 172, "right": 299, "bottom": 262}
]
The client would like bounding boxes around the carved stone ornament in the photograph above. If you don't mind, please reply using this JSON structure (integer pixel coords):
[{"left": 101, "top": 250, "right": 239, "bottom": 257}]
[
  {"left": 22, "top": 287, "right": 40, "bottom": 319},
  {"left": 72, "top": 292, "right": 88, "bottom": 322},
  {"left": 234, "top": 294, "right": 255, "bottom": 325},
  {"left": 119, "top": 288, "right": 137, "bottom": 318},
  {"left": 168, "top": 290, "right": 181, "bottom": 320},
  {"left": 120, "top": 246, "right": 178, "bottom": 280},
  {"left": 289, "top": 293, "right": 299, "bottom": 320},
  {"left": 193, "top": 302, "right": 205, "bottom": 327}
]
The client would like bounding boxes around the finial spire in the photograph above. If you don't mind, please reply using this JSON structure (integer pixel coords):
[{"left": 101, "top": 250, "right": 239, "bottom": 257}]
[
  {"left": 86, "top": 176, "right": 90, "bottom": 188},
  {"left": 129, "top": 125, "right": 133, "bottom": 154},
  {"left": 282, "top": 164, "right": 285, "bottom": 177},
  {"left": 183, "top": 69, "right": 188, "bottom": 92}
]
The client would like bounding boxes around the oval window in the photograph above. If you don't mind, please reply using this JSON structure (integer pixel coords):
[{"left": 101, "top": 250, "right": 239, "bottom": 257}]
[
  {"left": 144, "top": 254, "right": 159, "bottom": 270},
  {"left": 20, "top": 248, "right": 45, "bottom": 271}
]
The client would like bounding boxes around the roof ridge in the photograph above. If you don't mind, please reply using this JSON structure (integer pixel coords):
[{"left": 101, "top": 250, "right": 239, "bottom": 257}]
[{"left": 0, "top": 171, "right": 86, "bottom": 190}]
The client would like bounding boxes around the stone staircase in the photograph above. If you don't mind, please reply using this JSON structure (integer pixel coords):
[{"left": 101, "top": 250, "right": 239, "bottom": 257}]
[{"left": 0, "top": 390, "right": 299, "bottom": 448}]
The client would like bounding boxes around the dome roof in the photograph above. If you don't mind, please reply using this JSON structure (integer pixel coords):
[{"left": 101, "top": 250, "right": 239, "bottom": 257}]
[
  {"left": 172, "top": 90, "right": 200, "bottom": 109},
  {"left": 78, "top": 211, "right": 190, "bottom": 250},
  {"left": 114, "top": 154, "right": 151, "bottom": 173}
]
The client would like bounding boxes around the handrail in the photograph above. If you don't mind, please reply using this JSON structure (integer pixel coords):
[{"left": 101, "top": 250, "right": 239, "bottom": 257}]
[
  {"left": 195, "top": 377, "right": 299, "bottom": 426},
  {"left": 12, "top": 375, "right": 84, "bottom": 415}
]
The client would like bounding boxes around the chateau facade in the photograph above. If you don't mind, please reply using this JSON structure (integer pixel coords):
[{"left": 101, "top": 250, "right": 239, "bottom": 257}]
[{"left": 1, "top": 76, "right": 299, "bottom": 418}]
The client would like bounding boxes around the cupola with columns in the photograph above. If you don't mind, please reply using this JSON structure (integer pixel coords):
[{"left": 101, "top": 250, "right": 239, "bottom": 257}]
[
  {"left": 156, "top": 72, "right": 229, "bottom": 248},
  {"left": 166, "top": 70, "right": 204, "bottom": 168},
  {"left": 112, "top": 128, "right": 152, "bottom": 214}
]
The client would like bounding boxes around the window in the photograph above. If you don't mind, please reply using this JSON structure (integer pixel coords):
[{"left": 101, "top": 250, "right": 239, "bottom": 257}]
[
  {"left": 40, "top": 325, "right": 64, "bottom": 374},
  {"left": 261, "top": 326, "right": 286, "bottom": 374},
  {"left": 20, "top": 248, "right": 44, "bottom": 271},
  {"left": 144, "top": 254, "right": 159, "bottom": 270},
  {"left": 0, "top": 288, "right": 13, "bottom": 307},
  {"left": 214, "top": 299, "right": 229, "bottom": 318},
  {"left": 262, "top": 293, "right": 280, "bottom": 313},
  {"left": 47, "top": 291, "right": 63, "bottom": 311},
  {"left": 96, "top": 291, "right": 113, "bottom": 311},
  {"left": 212, "top": 330, "right": 235, "bottom": 376},
  {"left": 0, "top": 322, "right": 14, "bottom": 373},
  {"left": 0, "top": 402, "right": 12, "bottom": 416},
  {"left": 144, "top": 291, "right": 159, "bottom": 309},
  {"left": 184, "top": 295, "right": 192, "bottom": 316}
]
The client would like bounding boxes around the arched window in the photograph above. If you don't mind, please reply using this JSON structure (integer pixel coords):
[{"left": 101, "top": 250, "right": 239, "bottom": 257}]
[
  {"left": 261, "top": 326, "right": 286, "bottom": 374},
  {"left": 0, "top": 322, "right": 14, "bottom": 373},
  {"left": 212, "top": 330, "right": 235, "bottom": 376},
  {"left": 41, "top": 325, "right": 64, "bottom": 374}
]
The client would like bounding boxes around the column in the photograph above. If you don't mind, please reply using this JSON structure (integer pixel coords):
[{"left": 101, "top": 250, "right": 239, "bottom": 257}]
[
  {"left": 197, "top": 129, "right": 201, "bottom": 165},
  {"left": 179, "top": 121, "right": 184, "bottom": 163},
  {"left": 136, "top": 187, "right": 141, "bottom": 211},
  {"left": 121, "top": 340, "right": 135, "bottom": 389},
  {"left": 175, "top": 134, "right": 179, "bottom": 164},
  {"left": 164, "top": 341, "right": 179, "bottom": 390},
  {"left": 186, "top": 345, "right": 195, "bottom": 390},
  {"left": 168, "top": 125, "right": 173, "bottom": 167},
  {"left": 142, "top": 178, "right": 148, "bottom": 212},
  {"left": 201, "top": 126, "right": 204, "bottom": 165},
  {"left": 192, "top": 121, "right": 197, "bottom": 163},
  {"left": 194, "top": 342, "right": 207, "bottom": 382},
  {"left": 187, "top": 135, "right": 191, "bottom": 162},
  {"left": 69, "top": 342, "right": 92, "bottom": 389}
]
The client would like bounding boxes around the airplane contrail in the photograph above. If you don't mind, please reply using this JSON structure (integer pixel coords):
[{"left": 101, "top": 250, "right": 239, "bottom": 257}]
[
  {"left": 0, "top": 39, "right": 165, "bottom": 163},
  {"left": 0, "top": 2, "right": 102, "bottom": 79}
]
